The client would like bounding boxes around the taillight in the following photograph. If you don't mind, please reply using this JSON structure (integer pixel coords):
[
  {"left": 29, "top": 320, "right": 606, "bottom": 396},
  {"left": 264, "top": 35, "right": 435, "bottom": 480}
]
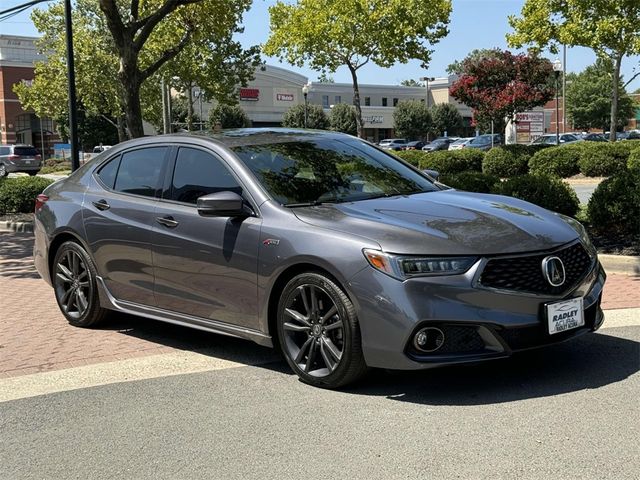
[
  {"left": 7, "top": 154, "right": 19, "bottom": 161},
  {"left": 35, "top": 154, "right": 42, "bottom": 160},
  {"left": 35, "top": 194, "right": 49, "bottom": 211}
]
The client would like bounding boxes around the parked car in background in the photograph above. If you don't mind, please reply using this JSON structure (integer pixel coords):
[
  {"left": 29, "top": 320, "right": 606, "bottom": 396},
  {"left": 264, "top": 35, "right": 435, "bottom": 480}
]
[
  {"left": 92, "top": 145, "right": 113, "bottom": 153},
  {"left": 402, "top": 141, "right": 426, "bottom": 151},
  {"left": 448, "top": 137, "right": 474, "bottom": 150},
  {"left": 626, "top": 130, "right": 640, "bottom": 140},
  {"left": 33, "top": 128, "right": 605, "bottom": 389},
  {"left": 0, "top": 144, "right": 42, "bottom": 177},
  {"left": 581, "top": 133, "right": 607, "bottom": 142},
  {"left": 531, "top": 133, "right": 582, "bottom": 146},
  {"left": 422, "top": 137, "right": 459, "bottom": 152},
  {"left": 378, "top": 138, "right": 407, "bottom": 151},
  {"left": 465, "top": 134, "right": 503, "bottom": 151}
]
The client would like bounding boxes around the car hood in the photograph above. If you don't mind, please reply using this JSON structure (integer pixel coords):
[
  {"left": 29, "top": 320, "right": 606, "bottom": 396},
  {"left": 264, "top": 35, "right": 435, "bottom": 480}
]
[{"left": 292, "top": 190, "right": 579, "bottom": 255}]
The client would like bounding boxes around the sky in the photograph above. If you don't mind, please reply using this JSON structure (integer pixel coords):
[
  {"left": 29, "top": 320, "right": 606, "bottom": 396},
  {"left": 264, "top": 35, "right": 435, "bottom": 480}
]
[{"left": 1, "top": 0, "right": 639, "bottom": 91}]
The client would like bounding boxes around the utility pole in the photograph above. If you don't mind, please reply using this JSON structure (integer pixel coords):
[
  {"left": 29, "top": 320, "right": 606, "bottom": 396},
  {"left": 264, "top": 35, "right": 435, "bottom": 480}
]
[{"left": 64, "top": 0, "right": 79, "bottom": 170}]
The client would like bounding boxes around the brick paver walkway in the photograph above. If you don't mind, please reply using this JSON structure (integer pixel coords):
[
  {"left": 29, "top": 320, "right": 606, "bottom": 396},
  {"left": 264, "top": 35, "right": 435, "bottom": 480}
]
[{"left": 1, "top": 231, "right": 638, "bottom": 379}]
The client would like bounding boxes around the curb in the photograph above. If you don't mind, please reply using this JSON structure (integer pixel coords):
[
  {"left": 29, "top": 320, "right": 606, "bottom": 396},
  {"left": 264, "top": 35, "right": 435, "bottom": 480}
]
[
  {"left": 0, "top": 221, "right": 33, "bottom": 233},
  {"left": 1, "top": 222, "right": 637, "bottom": 276},
  {"left": 599, "top": 254, "right": 640, "bottom": 276}
]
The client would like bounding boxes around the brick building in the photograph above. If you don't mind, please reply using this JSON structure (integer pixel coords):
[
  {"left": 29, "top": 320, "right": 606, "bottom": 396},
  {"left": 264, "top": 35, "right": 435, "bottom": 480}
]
[{"left": 0, "top": 34, "right": 57, "bottom": 155}]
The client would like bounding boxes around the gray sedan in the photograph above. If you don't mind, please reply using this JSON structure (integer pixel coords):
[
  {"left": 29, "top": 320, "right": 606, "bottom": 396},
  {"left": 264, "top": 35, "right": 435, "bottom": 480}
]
[{"left": 33, "top": 129, "right": 606, "bottom": 388}]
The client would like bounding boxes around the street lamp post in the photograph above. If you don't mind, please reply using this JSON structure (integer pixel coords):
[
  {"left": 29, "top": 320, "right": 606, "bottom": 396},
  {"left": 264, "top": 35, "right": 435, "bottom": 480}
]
[
  {"left": 64, "top": 0, "right": 79, "bottom": 170},
  {"left": 553, "top": 58, "right": 563, "bottom": 145},
  {"left": 302, "top": 84, "right": 309, "bottom": 128},
  {"left": 420, "top": 76, "right": 435, "bottom": 141}
]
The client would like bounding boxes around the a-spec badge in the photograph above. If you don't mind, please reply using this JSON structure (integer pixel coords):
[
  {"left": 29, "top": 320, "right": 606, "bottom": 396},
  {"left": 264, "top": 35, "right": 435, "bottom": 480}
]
[{"left": 263, "top": 238, "right": 280, "bottom": 246}]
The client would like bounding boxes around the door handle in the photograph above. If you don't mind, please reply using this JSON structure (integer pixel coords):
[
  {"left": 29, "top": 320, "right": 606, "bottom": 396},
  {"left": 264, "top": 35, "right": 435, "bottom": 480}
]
[
  {"left": 92, "top": 199, "right": 110, "bottom": 211},
  {"left": 156, "top": 215, "right": 179, "bottom": 228}
]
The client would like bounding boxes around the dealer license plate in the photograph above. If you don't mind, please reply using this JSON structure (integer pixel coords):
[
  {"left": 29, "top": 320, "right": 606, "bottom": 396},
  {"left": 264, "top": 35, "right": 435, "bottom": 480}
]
[{"left": 546, "top": 297, "right": 584, "bottom": 335}]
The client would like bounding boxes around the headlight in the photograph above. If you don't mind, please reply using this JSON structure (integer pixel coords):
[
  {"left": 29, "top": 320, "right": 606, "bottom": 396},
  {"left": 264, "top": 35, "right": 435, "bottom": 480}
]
[
  {"left": 363, "top": 249, "right": 477, "bottom": 281},
  {"left": 557, "top": 214, "right": 597, "bottom": 258}
]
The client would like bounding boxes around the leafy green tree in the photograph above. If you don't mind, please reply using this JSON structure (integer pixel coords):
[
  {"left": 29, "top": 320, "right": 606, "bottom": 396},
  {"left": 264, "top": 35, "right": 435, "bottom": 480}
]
[
  {"left": 264, "top": 0, "right": 452, "bottom": 138},
  {"left": 430, "top": 103, "right": 463, "bottom": 136},
  {"left": 393, "top": 100, "right": 432, "bottom": 140},
  {"left": 566, "top": 59, "right": 636, "bottom": 132},
  {"left": 282, "top": 104, "right": 329, "bottom": 130},
  {"left": 329, "top": 103, "right": 358, "bottom": 135},
  {"left": 507, "top": 0, "right": 640, "bottom": 141},
  {"left": 171, "top": 95, "right": 201, "bottom": 131},
  {"left": 317, "top": 73, "right": 335, "bottom": 83},
  {"left": 14, "top": 0, "right": 258, "bottom": 140},
  {"left": 400, "top": 79, "right": 422, "bottom": 87},
  {"left": 208, "top": 104, "right": 251, "bottom": 129}
]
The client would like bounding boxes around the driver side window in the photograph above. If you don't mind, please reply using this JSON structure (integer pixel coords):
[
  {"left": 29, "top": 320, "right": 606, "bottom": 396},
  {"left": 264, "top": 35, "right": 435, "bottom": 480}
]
[{"left": 169, "top": 147, "right": 242, "bottom": 205}]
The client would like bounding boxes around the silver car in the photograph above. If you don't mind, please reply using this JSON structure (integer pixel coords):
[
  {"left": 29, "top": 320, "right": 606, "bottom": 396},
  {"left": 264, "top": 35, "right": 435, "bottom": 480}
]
[
  {"left": 0, "top": 144, "right": 42, "bottom": 177},
  {"left": 33, "top": 129, "right": 606, "bottom": 388}
]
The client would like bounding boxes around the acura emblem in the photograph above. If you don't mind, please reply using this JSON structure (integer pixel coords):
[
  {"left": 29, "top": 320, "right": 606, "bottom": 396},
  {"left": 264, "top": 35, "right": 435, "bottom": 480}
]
[{"left": 542, "top": 256, "right": 566, "bottom": 287}]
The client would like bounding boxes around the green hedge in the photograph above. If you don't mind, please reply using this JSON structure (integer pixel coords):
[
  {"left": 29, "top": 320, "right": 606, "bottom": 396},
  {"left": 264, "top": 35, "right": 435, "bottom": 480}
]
[
  {"left": 439, "top": 171, "right": 500, "bottom": 193},
  {"left": 628, "top": 148, "right": 640, "bottom": 172},
  {"left": 577, "top": 142, "right": 629, "bottom": 176},
  {"left": 392, "top": 150, "right": 424, "bottom": 167},
  {"left": 528, "top": 143, "right": 583, "bottom": 178},
  {"left": 497, "top": 174, "right": 579, "bottom": 217},
  {"left": 482, "top": 144, "right": 548, "bottom": 177},
  {"left": 394, "top": 149, "right": 485, "bottom": 174},
  {"left": 587, "top": 171, "right": 640, "bottom": 235},
  {"left": 0, "top": 176, "right": 54, "bottom": 214}
]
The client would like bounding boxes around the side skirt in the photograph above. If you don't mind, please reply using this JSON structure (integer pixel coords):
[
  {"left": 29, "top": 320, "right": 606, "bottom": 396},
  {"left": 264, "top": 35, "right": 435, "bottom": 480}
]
[{"left": 95, "top": 276, "right": 273, "bottom": 348}]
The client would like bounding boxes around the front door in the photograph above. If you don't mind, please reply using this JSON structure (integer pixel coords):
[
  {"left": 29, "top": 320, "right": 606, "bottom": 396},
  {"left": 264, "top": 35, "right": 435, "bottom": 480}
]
[{"left": 151, "top": 146, "right": 262, "bottom": 330}]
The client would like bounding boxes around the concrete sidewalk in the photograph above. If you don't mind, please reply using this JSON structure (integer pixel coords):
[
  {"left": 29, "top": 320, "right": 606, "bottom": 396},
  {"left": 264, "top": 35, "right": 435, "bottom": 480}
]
[{"left": 1, "top": 231, "right": 638, "bottom": 380}]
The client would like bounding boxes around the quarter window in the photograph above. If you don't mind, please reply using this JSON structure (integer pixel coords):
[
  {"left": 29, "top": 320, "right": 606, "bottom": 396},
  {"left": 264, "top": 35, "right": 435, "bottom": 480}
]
[
  {"left": 170, "top": 147, "right": 242, "bottom": 204},
  {"left": 114, "top": 147, "right": 167, "bottom": 197},
  {"left": 96, "top": 156, "right": 121, "bottom": 189}
]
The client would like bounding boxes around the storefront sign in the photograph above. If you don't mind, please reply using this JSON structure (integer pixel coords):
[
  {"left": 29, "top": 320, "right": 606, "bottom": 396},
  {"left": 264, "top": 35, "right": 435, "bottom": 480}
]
[
  {"left": 239, "top": 88, "right": 259, "bottom": 101},
  {"left": 515, "top": 111, "right": 544, "bottom": 143},
  {"left": 363, "top": 115, "right": 384, "bottom": 124},
  {"left": 276, "top": 93, "right": 294, "bottom": 101}
]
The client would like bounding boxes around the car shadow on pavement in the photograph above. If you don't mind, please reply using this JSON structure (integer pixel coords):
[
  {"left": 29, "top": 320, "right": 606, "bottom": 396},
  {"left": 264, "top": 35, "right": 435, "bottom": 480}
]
[
  {"left": 0, "top": 232, "right": 40, "bottom": 279},
  {"left": 346, "top": 329, "right": 639, "bottom": 405}
]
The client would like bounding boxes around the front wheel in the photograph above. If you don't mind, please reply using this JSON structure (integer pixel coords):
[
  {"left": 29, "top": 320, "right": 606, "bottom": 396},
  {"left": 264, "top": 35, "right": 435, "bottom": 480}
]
[
  {"left": 276, "top": 272, "right": 367, "bottom": 388},
  {"left": 52, "top": 241, "right": 109, "bottom": 327}
]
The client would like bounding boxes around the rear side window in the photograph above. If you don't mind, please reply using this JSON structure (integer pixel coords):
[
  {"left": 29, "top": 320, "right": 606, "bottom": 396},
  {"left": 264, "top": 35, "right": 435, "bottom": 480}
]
[
  {"left": 14, "top": 147, "right": 38, "bottom": 156},
  {"left": 114, "top": 147, "right": 167, "bottom": 197},
  {"left": 96, "top": 156, "right": 121, "bottom": 189},
  {"left": 170, "top": 147, "right": 242, "bottom": 204},
  {"left": 0, "top": 147, "right": 10, "bottom": 155}
]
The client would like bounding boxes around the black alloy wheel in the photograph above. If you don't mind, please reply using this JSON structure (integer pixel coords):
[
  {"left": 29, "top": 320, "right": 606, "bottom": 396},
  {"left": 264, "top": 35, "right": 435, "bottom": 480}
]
[
  {"left": 277, "top": 272, "right": 367, "bottom": 388},
  {"left": 53, "top": 241, "right": 109, "bottom": 327}
]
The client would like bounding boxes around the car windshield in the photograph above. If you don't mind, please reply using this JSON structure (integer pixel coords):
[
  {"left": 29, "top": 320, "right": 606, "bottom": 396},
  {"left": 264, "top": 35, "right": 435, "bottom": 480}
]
[
  {"left": 451, "top": 139, "right": 468, "bottom": 145},
  {"left": 14, "top": 147, "right": 38, "bottom": 155},
  {"left": 232, "top": 138, "right": 439, "bottom": 206}
]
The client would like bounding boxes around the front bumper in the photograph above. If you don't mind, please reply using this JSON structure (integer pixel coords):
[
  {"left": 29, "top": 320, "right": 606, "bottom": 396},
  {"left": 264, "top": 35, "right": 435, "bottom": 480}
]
[{"left": 348, "top": 256, "right": 606, "bottom": 370}]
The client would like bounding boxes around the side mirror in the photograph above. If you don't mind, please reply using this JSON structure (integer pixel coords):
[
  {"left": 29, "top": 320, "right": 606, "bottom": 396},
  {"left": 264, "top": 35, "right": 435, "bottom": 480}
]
[
  {"left": 422, "top": 169, "right": 440, "bottom": 180},
  {"left": 197, "top": 191, "right": 250, "bottom": 217}
]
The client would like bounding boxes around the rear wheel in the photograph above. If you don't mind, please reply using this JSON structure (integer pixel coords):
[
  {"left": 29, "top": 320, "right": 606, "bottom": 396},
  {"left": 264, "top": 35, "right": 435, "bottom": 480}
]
[
  {"left": 52, "top": 241, "right": 109, "bottom": 327},
  {"left": 0, "top": 164, "right": 7, "bottom": 177},
  {"left": 277, "top": 272, "right": 367, "bottom": 388}
]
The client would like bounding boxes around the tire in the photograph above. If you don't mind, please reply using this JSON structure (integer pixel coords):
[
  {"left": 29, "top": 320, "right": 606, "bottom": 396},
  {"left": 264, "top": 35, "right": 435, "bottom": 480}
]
[
  {"left": 28, "top": 172, "right": 38, "bottom": 176},
  {"left": 0, "top": 164, "right": 7, "bottom": 177},
  {"left": 276, "top": 272, "right": 368, "bottom": 388},
  {"left": 52, "top": 241, "right": 109, "bottom": 327}
]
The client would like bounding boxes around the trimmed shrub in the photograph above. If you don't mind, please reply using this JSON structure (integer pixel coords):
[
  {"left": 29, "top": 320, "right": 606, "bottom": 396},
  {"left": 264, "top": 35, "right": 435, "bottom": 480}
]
[
  {"left": 394, "top": 149, "right": 484, "bottom": 173},
  {"left": 39, "top": 163, "right": 71, "bottom": 174},
  {"left": 528, "top": 144, "right": 582, "bottom": 178},
  {"left": 578, "top": 142, "right": 629, "bottom": 176},
  {"left": 439, "top": 171, "right": 500, "bottom": 193},
  {"left": 483, "top": 144, "right": 548, "bottom": 177},
  {"left": 587, "top": 171, "right": 640, "bottom": 235},
  {"left": 392, "top": 150, "right": 424, "bottom": 167},
  {"left": 497, "top": 174, "right": 579, "bottom": 217},
  {"left": 0, "top": 176, "right": 54, "bottom": 214},
  {"left": 628, "top": 148, "right": 640, "bottom": 172}
]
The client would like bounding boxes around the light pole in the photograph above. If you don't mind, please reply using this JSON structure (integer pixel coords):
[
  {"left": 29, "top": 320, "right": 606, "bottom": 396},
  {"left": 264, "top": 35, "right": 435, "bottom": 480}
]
[
  {"left": 553, "top": 59, "right": 562, "bottom": 145},
  {"left": 302, "top": 84, "right": 310, "bottom": 128},
  {"left": 420, "top": 76, "right": 434, "bottom": 141},
  {"left": 64, "top": 0, "right": 79, "bottom": 170}
]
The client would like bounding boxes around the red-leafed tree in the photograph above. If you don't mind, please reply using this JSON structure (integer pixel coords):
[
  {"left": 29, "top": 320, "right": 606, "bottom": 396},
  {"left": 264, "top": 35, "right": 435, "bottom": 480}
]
[{"left": 449, "top": 50, "right": 555, "bottom": 132}]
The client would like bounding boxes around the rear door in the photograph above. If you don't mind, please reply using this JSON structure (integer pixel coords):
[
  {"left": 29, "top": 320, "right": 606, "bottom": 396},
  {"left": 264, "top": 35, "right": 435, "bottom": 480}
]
[{"left": 83, "top": 145, "right": 170, "bottom": 306}]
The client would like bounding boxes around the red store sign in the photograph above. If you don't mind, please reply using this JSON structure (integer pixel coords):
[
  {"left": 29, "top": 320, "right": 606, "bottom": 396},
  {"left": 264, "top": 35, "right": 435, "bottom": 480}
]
[{"left": 239, "top": 88, "right": 259, "bottom": 101}]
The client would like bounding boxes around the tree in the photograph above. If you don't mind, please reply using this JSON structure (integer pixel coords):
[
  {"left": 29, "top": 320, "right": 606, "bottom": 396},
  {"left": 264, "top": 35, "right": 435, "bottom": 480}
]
[
  {"left": 171, "top": 94, "right": 201, "bottom": 131},
  {"left": 208, "top": 104, "right": 251, "bottom": 129},
  {"left": 329, "top": 103, "right": 358, "bottom": 135},
  {"left": 281, "top": 104, "right": 329, "bottom": 130},
  {"left": 400, "top": 79, "right": 422, "bottom": 87},
  {"left": 317, "top": 73, "right": 335, "bottom": 83},
  {"left": 430, "top": 103, "right": 463, "bottom": 136},
  {"left": 446, "top": 48, "right": 503, "bottom": 75},
  {"left": 393, "top": 100, "right": 432, "bottom": 140},
  {"left": 264, "top": 0, "right": 451, "bottom": 138},
  {"left": 566, "top": 59, "right": 636, "bottom": 132},
  {"left": 507, "top": 0, "right": 640, "bottom": 141},
  {"left": 449, "top": 50, "right": 555, "bottom": 132}
]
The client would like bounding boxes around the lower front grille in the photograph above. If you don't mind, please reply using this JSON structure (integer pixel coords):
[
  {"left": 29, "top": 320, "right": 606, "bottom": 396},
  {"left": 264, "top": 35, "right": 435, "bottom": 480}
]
[{"left": 479, "top": 242, "right": 593, "bottom": 295}]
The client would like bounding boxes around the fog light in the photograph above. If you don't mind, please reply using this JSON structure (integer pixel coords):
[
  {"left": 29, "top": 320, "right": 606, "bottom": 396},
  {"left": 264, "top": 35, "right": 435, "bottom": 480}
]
[{"left": 413, "top": 327, "right": 445, "bottom": 353}]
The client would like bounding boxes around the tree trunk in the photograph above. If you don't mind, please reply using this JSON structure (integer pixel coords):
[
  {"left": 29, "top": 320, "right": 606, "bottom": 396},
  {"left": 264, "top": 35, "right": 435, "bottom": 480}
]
[
  {"left": 187, "top": 81, "right": 194, "bottom": 131},
  {"left": 347, "top": 64, "right": 364, "bottom": 138},
  {"left": 116, "top": 115, "right": 127, "bottom": 142},
  {"left": 118, "top": 46, "right": 145, "bottom": 138},
  {"left": 609, "top": 54, "right": 622, "bottom": 142}
]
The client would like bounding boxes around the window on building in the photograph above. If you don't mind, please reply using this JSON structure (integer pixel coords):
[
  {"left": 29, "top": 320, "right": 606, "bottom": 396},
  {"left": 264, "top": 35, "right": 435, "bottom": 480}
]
[
  {"left": 393, "top": 98, "right": 399, "bottom": 107},
  {"left": 322, "top": 95, "right": 329, "bottom": 108},
  {"left": 364, "top": 97, "right": 371, "bottom": 106},
  {"left": 334, "top": 95, "right": 341, "bottom": 104},
  {"left": 382, "top": 98, "right": 388, "bottom": 107}
]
